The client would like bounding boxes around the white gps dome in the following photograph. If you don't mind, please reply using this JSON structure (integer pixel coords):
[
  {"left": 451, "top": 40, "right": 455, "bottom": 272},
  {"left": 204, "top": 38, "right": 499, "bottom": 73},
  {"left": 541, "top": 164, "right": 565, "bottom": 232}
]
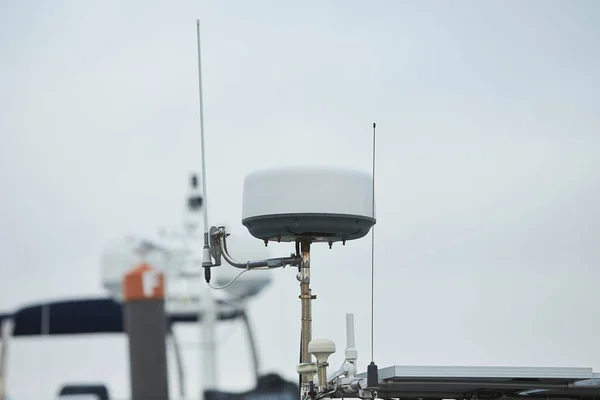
[{"left": 241, "top": 166, "right": 376, "bottom": 243}]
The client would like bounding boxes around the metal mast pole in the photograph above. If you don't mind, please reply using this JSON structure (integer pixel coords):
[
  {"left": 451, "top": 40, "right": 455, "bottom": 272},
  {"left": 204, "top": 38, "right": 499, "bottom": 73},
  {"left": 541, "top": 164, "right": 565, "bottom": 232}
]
[{"left": 299, "top": 241, "right": 315, "bottom": 397}]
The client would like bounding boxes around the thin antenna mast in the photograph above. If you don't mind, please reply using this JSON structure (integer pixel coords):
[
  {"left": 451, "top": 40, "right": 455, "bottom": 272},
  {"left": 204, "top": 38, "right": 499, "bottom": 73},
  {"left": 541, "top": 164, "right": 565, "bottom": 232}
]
[
  {"left": 367, "top": 122, "right": 379, "bottom": 387},
  {"left": 196, "top": 19, "right": 213, "bottom": 283},
  {"left": 370, "top": 122, "right": 376, "bottom": 362}
]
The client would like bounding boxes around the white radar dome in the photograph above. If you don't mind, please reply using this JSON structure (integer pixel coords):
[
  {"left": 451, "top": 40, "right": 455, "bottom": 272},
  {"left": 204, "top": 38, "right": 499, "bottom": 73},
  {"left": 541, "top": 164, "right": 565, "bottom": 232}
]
[{"left": 242, "top": 166, "right": 375, "bottom": 243}]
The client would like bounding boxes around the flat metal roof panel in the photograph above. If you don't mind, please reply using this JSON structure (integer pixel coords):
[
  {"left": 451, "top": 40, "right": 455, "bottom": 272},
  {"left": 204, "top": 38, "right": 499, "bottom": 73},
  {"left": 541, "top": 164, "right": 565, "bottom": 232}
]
[
  {"left": 373, "top": 365, "right": 594, "bottom": 381},
  {"left": 352, "top": 365, "right": 600, "bottom": 399}
]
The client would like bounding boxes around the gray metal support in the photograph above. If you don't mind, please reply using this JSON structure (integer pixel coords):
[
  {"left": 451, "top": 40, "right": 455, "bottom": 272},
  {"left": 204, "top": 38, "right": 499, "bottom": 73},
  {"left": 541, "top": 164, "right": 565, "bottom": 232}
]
[{"left": 123, "top": 264, "right": 170, "bottom": 400}]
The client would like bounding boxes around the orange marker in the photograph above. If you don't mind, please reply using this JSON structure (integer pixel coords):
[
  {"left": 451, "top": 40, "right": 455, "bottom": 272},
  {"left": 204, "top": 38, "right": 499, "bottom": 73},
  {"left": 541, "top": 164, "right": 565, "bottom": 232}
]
[{"left": 123, "top": 263, "right": 165, "bottom": 301}]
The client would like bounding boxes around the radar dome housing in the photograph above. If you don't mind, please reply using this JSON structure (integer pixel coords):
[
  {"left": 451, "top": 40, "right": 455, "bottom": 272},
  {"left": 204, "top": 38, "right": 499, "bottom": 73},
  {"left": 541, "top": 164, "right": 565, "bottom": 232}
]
[{"left": 241, "top": 166, "right": 375, "bottom": 243}]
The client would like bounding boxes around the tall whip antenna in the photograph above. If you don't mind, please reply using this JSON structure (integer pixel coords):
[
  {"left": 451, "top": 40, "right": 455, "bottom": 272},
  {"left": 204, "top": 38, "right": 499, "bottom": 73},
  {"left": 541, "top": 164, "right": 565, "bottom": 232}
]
[
  {"left": 367, "top": 122, "right": 379, "bottom": 388},
  {"left": 196, "top": 20, "right": 213, "bottom": 283},
  {"left": 370, "top": 122, "right": 376, "bottom": 361}
]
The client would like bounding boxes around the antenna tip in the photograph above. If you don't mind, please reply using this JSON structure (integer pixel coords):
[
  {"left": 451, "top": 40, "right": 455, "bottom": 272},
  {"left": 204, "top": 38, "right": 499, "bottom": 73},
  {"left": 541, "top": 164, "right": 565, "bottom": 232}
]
[{"left": 373, "top": 122, "right": 376, "bottom": 128}]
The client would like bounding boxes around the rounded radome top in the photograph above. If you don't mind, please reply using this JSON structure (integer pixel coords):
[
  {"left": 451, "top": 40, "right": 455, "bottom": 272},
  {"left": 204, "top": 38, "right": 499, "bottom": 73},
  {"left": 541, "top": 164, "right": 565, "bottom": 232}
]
[
  {"left": 241, "top": 166, "right": 375, "bottom": 243},
  {"left": 308, "top": 338, "right": 336, "bottom": 361}
]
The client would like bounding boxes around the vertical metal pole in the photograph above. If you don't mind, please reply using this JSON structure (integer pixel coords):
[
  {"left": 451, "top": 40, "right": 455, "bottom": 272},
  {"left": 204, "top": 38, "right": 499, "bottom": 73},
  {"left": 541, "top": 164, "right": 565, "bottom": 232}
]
[
  {"left": 168, "top": 328, "right": 186, "bottom": 399},
  {"left": 0, "top": 319, "right": 13, "bottom": 400},
  {"left": 299, "top": 241, "right": 313, "bottom": 397},
  {"left": 123, "top": 264, "right": 170, "bottom": 400},
  {"left": 241, "top": 311, "right": 261, "bottom": 385},
  {"left": 0, "top": 323, "right": 5, "bottom": 400},
  {"left": 200, "top": 285, "right": 218, "bottom": 393}
]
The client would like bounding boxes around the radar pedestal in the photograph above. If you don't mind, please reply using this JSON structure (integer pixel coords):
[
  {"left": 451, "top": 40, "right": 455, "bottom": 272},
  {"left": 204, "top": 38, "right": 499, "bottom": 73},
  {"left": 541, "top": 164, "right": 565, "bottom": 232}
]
[{"left": 241, "top": 166, "right": 375, "bottom": 397}]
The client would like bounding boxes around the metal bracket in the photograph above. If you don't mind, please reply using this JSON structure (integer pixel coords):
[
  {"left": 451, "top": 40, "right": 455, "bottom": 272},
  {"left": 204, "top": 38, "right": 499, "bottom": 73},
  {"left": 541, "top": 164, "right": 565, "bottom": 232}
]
[{"left": 209, "top": 226, "right": 222, "bottom": 266}]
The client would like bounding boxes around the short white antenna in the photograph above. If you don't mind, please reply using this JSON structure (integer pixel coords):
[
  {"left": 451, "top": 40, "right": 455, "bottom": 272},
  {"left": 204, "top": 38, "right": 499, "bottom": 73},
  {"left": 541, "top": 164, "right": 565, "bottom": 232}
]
[{"left": 196, "top": 19, "right": 213, "bottom": 282}]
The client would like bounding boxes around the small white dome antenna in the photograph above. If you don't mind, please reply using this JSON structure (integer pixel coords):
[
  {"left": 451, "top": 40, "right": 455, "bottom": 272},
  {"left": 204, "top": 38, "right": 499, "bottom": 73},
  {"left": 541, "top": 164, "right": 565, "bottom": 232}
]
[
  {"left": 309, "top": 339, "right": 336, "bottom": 392},
  {"left": 195, "top": 20, "right": 378, "bottom": 400}
]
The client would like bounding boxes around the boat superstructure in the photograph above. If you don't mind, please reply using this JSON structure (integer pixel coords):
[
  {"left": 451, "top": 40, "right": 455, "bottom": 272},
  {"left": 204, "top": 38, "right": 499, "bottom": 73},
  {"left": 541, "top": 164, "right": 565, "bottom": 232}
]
[{"left": 0, "top": 171, "right": 293, "bottom": 400}]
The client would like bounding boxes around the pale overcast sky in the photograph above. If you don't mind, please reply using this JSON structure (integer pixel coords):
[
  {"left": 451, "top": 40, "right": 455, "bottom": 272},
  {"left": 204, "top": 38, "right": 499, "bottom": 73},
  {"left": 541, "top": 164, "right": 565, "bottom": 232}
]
[{"left": 1, "top": 1, "right": 599, "bottom": 399}]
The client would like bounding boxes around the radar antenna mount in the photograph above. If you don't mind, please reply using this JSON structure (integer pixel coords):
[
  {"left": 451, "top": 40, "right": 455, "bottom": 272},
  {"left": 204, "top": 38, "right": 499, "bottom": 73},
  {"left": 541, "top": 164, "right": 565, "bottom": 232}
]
[
  {"left": 194, "top": 20, "right": 377, "bottom": 400},
  {"left": 200, "top": 164, "right": 376, "bottom": 400}
]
